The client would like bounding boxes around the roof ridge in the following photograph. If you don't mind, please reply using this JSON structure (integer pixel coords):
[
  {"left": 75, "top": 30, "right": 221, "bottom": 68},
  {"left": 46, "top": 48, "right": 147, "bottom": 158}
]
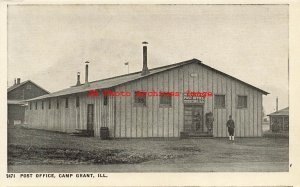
[
  {"left": 7, "top": 80, "right": 50, "bottom": 94},
  {"left": 27, "top": 58, "right": 270, "bottom": 101},
  {"left": 267, "top": 106, "right": 289, "bottom": 116},
  {"left": 88, "top": 58, "right": 197, "bottom": 84},
  {"left": 7, "top": 80, "right": 30, "bottom": 92}
]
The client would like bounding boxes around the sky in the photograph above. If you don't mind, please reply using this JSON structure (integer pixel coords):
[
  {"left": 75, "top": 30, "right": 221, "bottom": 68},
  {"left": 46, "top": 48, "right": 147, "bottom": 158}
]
[{"left": 7, "top": 5, "right": 288, "bottom": 115}]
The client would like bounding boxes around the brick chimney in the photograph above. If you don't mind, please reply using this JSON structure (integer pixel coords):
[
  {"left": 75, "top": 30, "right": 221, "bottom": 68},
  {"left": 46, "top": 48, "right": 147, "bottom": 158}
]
[
  {"left": 141, "top": 41, "right": 150, "bottom": 76},
  {"left": 17, "top": 78, "right": 21, "bottom": 85},
  {"left": 76, "top": 72, "right": 81, "bottom": 86}
]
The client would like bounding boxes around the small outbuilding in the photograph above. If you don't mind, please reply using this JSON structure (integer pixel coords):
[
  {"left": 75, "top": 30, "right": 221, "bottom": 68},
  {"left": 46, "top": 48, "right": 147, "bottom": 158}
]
[
  {"left": 7, "top": 79, "right": 49, "bottom": 125},
  {"left": 267, "top": 107, "right": 289, "bottom": 132}
]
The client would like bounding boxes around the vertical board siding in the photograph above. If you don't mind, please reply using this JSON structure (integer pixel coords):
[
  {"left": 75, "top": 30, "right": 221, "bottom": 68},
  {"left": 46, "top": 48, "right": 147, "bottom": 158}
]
[
  {"left": 158, "top": 73, "right": 164, "bottom": 137},
  {"left": 244, "top": 87, "right": 250, "bottom": 137},
  {"left": 163, "top": 72, "right": 169, "bottom": 137},
  {"left": 206, "top": 69, "right": 213, "bottom": 114},
  {"left": 126, "top": 84, "right": 132, "bottom": 137},
  {"left": 240, "top": 84, "right": 245, "bottom": 137},
  {"left": 173, "top": 68, "right": 179, "bottom": 137},
  {"left": 136, "top": 80, "right": 143, "bottom": 138},
  {"left": 249, "top": 89, "right": 254, "bottom": 137},
  {"left": 221, "top": 76, "right": 227, "bottom": 137},
  {"left": 212, "top": 71, "right": 218, "bottom": 137},
  {"left": 152, "top": 75, "right": 158, "bottom": 137},
  {"left": 178, "top": 67, "right": 184, "bottom": 134},
  {"left": 226, "top": 77, "right": 232, "bottom": 138},
  {"left": 202, "top": 67, "right": 208, "bottom": 132},
  {"left": 115, "top": 89, "right": 121, "bottom": 137},
  {"left": 147, "top": 77, "right": 153, "bottom": 137},
  {"left": 25, "top": 63, "right": 265, "bottom": 138},
  {"left": 142, "top": 78, "right": 148, "bottom": 138},
  {"left": 109, "top": 95, "right": 116, "bottom": 137},
  {"left": 120, "top": 85, "right": 126, "bottom": 137},
  {"left": 25, "top": 91, "right": 107, "bottom": 137},
  {"left": 217, "top": 75, "right": 222, "bottom": 137},
  {"left": 131, "top": 82, "right": 137, "bottom": 138},
  {"left": 168, "top": 70, "right": 174, "bottom": 137},
  {"left": 257, "top": 93, "right": 263, "bottom": 136},
  {"left": 235, "top": 81, "right": 241, "bottom": 137},
  {"left": 253, "top": 90, "right": 258, "bottom": 136}
]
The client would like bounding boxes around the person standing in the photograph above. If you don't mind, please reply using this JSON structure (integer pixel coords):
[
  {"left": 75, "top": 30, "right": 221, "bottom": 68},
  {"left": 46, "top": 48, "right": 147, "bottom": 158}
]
[
  {"left": 226, "top": 115, "right": 235, "bottom": 141},
  {"left": 205, "top": 112, "right": 214, "bottom": 135}
]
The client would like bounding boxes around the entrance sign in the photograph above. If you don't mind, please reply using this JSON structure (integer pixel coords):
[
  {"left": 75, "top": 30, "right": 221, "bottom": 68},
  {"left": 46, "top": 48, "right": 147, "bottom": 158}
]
[{"left": 183, "top": 93, "right": 205, "bottom": 104}]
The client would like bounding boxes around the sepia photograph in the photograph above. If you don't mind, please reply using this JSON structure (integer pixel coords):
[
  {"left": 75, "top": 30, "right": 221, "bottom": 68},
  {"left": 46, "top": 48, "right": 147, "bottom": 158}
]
[{"left": 6, "top": 4, "right": 289, "bottom": 173}]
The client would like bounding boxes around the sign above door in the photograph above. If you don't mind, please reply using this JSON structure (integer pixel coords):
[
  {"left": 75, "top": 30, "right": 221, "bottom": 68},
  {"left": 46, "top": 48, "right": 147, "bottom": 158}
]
[{"left": 183, "top": 93, "right": 205, "bottom": 104}]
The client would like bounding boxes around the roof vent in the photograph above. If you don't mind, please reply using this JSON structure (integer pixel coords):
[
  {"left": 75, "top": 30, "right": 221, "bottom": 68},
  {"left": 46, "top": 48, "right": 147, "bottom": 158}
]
[
  {"left": 76, "top": 72, "right": 81, "bottom": 86},
  {"left": 85, "top": 61, "right": 89, "bottom": 84},
  {"left": 141, "top": 41, "right": 150, "bottom": 76}
]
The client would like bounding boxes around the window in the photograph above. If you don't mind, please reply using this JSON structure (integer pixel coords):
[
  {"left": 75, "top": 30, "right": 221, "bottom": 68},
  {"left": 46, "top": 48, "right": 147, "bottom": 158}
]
[
  {"left": 134, "top": 91, "right": 146, "bottom": 106},
  {"left": 35, "top": 102, "right": 37, "bottom": 110},
  {"left": 65, "top": 97, "right": 69, "bottom": 108},
  {"left": 104, "top": 95, "right": 108, "bottom": 106},
  {"left": 76, "top": 96, "right": 80, "bottom": 107},
  {"left": 57, "top": 98, "right": 59, "bottom": 109},
  {"left": 30, "top": 102, "right": 32, "bottom": 110},
  {"left": 26, "top": 84, "right": 31, "bottom": 89},
  {"left": 237, "top": 96, "right": 247, "bottom": 108},
  {"left": 42, "top": 101, "right": 44, "bottom": 110},
  {"left": 283, "top": 116, "right": 289, "bottom": 131},
  {"left": 160, "top": 95, "right": 172, "bottom": 107},
  {"left": 49, "top": 99, "right": 51, "bottom": 109},
  {"left": 214, "top": 95, "right": 225, "bottom": 108}
]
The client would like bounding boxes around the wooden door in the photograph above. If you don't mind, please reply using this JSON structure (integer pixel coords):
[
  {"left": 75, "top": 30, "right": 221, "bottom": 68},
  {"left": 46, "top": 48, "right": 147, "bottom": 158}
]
[
  {"left": 87, "top": 104, "right": 94, "bottom": 136},
  {"left": 184, "top": 105, "right": 204, "bottom": 133}
]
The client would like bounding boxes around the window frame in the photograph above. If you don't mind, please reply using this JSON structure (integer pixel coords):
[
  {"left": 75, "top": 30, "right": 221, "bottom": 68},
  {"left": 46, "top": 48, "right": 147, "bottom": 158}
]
[
  {"left": 214, "top": 94, "right": 226, "bottom": 109},
  {"left": 159, "top": 95, "right": 172, "bottom": 107},
  {"left": 76, "top": 96, "right": 80, "bottom": 108},
  {"left": 65, "top": 97, "right": 69, "bottom": 108},
  {"left": 49, "top": 99, "right": 51, "bottom": 109},
  {"left": 133, "top": 91, "right": 147, "bottom": 107},
  {"left": 237, "top": 95, "right": 248, "bottom": 109},
  {"left": 56, "top": 98, "right": 59, "bottom": 109},
  {"left": 104, "top": 95, "right": 108, "bottom": 106},
  {"left": 35, "top": 102, "right": 37, "bottom": 110},
  {"left": 42, "top": 101, "right": 44, "bottom": 110}
]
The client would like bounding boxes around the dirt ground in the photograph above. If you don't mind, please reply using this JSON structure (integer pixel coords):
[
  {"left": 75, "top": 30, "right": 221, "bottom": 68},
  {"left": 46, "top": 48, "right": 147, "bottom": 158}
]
[{"left": 7, "top": 126, "right": 289, "bottom": 172}]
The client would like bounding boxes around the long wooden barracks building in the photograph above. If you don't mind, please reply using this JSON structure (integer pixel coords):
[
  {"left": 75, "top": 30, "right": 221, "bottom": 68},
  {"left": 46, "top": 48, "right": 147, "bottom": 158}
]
[{"left": 26, "top": 43, "right": 269, "bottom": 138}]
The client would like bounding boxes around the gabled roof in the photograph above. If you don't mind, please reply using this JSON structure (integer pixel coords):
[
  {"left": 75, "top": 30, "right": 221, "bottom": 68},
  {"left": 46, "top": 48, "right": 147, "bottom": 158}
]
[
  {"left": 7, "top": 80, "right": 50, "bottom": 94},
  {"left": 7, "top": 80, "right": 30, "bottom": 92},
  {"left": 27, "top": 58, "right": 269, "bottom": 101},
  {"left": 267, "top": 107, "right": 289, "bottom": 116}
]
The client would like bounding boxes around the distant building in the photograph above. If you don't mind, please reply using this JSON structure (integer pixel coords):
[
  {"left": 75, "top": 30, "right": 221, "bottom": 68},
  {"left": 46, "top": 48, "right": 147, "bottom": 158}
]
[
  {"left": 267, "top": 107, "right": 289, "bottom": 132},
  {"left": 7, "top": 78, "right": 49, "bottom": 125},
  {"left": 25, "top": 43, "right": 269, "bottom": 138}
]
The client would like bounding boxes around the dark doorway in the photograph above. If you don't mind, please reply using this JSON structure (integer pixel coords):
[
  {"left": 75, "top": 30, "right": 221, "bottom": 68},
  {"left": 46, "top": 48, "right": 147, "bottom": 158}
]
[
  {"left": 184, "top": 104, "right": 204, "bottom": 134},
  {"left": 87, "top": 104, "right": 94, "bottom": 136}
]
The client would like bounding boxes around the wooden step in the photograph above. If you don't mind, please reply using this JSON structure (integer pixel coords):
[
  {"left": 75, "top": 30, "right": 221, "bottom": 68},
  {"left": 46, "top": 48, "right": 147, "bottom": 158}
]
[
  {"left": 180, "top": 131, "right": 213, "bottom": 139},
  {"left": 186, "top": 136, "right": 214, "bottom": 139},
  {"left": 188, "top": 133, "right": 213, "bottom": 137}
]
